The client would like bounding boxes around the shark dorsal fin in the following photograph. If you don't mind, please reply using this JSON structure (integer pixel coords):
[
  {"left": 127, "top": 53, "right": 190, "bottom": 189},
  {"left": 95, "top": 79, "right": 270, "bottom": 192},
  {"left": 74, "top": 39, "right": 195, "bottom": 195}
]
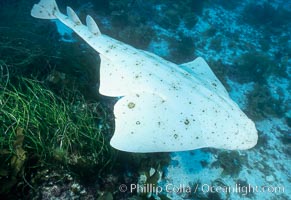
[
  {"left": 66, "top": 6, "right": 82, "bottom": 25},
  {"left": 86, "top": 15, "right": 101, "bottom": 36}
]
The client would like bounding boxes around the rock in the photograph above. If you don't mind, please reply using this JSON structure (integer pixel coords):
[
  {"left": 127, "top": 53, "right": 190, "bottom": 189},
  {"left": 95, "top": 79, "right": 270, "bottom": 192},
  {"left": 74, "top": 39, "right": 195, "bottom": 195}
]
[
  {"left": 97, "top": 192, "right": 113, "bottom": 200},
  {"left": 149, "top": 168, "right": 156, "bottom": 177},
  {"left": 50, "top": 185, "right": 62, "bottom": 197},
  {"left": 71, "top": 183, "right": 81, "bottom": 194},
  {"left": 266, "top": 175, "right": 275, "bottom": 182}
]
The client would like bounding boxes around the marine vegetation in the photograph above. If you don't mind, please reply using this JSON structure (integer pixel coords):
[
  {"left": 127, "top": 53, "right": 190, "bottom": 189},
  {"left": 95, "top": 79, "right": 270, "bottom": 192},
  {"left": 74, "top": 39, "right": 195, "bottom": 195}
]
[
  {"left": 232, "top": 51, "right": 278, "bottom": 84},
  {"left": 169, "top": 32, "right": 196, "bottom": 63},
  {"left": 246, "top": 84, "right": 284, "bottom": 120},
  {"left": 236, "top": 179, "right": 255, "bottom": 198},
  {"left": 212, "top": 0, "right": 241, "bottom": 10},
  {"left": 0, "top": 65, "right": 115, "bottom": 194},
  {"left": 212, "top": 151, "right": 246, "bottom": 177},
  {"left": 242, "top": 2, "right": 291, "bottom": 31}
]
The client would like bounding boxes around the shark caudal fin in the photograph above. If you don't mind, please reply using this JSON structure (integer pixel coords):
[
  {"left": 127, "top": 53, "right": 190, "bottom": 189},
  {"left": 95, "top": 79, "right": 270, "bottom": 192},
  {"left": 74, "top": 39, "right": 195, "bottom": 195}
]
[{"left": 31, "top": 0, "right": 59, "bottom": 19}]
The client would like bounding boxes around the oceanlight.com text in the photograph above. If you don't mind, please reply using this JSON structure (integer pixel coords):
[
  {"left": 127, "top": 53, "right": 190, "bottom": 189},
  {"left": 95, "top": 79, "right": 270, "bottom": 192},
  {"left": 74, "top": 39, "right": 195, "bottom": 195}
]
[{"left": 119, "top": 183, "right": 285, "bottom": 196}]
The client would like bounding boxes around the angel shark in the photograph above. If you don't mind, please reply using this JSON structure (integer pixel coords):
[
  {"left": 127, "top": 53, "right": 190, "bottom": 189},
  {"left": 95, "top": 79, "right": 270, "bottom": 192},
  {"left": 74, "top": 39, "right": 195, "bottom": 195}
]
[{"left": 31, "top": 0, "right": 258, "bottom": 153}]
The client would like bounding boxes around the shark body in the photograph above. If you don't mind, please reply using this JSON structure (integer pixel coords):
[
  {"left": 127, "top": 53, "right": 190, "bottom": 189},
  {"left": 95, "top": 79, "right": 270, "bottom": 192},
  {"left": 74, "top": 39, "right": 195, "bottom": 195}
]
[{"left": 31, "top": 0, "right": 258, "bottom": 152}]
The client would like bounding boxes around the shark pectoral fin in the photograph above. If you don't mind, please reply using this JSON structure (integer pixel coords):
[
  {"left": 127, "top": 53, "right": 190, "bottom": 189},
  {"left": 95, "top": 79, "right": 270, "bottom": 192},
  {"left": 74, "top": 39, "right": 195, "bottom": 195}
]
[
  {"left": 180, "top": 57, "right": 229, "bottom": 97},
  {"left": 110, "top": 91, "right": 168, "bottom": 152},
  {"left": 110, "top": 92, "right": 208, "bottom": 153},
  {"left": 98, "top": 54, "right": 146, "bottom": 97},
  {"left": 98, "top": 55, "right": 130, "bottom": 97},
  {"left": 110, "top": 92, "right": 177, "bottom": 153}
]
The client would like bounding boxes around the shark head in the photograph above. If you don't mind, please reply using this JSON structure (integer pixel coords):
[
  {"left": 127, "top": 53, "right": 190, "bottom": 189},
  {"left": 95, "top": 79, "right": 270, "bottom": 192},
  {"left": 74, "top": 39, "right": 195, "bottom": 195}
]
[{"left": 31, "top": 0, "right": 258, "bottom": 153}]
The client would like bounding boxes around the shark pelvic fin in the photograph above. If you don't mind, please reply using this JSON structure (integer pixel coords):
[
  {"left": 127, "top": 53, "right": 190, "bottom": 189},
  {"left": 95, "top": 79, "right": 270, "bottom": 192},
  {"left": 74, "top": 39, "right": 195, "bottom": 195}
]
[{"left": 31, "top": 0, "right": 59, "bottom": 19}]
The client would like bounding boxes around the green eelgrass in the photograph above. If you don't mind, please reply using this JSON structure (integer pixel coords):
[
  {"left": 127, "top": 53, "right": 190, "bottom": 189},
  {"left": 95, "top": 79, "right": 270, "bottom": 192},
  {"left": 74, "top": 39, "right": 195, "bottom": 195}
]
[{"left": 0, "top": 68, "right": 115, "bottom": 177}]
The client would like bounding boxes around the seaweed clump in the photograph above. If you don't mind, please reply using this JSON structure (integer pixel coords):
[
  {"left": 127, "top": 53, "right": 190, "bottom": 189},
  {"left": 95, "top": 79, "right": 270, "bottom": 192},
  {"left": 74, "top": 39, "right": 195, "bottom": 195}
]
[
  {"left": 230, "top": 51, "right": 288, "bottom": 119},
  {"left": 242, "top": 2, "right": 291, "bottom": 32},
  {"left": 0, "top": 66, "right": 115, "bottom": 195},
  {"left": 236, "top": 179, "right": 255, "bottom": 198},
  {"left": 169, "top": 32, "right": 196, "bottom": 63},
  {"left": 212, "top": 151, "right": 246, "bottom": 177},
  {"left": 212, "top": 0, "right": 242, "bottom": 10},
  {"left": 152, "top": 0, "right": 206, "bottom": 30},
  {"left": 232, "top": 52, "right": 279, "bottom": 84},
  {"left": 246, "top": 84, "right": 284, "bottom": 120}
]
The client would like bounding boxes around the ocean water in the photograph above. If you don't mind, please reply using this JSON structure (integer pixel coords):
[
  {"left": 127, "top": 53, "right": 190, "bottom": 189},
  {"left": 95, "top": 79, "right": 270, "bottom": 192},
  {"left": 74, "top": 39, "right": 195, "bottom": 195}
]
[{"left": 0, "top": 0, "right": 290, "bottom": 199}]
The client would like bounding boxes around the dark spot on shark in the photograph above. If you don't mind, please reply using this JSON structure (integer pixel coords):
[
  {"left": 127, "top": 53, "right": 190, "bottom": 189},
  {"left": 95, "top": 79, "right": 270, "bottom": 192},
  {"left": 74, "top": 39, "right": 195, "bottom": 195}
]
[{"left": 128, "top": 102, "right": 135, "bottom": 109}]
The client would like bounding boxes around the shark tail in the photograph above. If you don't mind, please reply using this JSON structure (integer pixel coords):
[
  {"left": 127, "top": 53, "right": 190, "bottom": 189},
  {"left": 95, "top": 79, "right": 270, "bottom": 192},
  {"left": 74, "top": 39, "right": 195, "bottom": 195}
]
[{"left": 31, "top": 0, "right": 59, "bottom": 19}]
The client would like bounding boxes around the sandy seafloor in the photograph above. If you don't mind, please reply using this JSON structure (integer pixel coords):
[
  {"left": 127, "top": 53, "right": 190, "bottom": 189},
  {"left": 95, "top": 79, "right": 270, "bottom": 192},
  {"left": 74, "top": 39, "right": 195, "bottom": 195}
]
[
  {"left": 16, "top": 0, "right": 291, "bottom": 199},
  {"left": 57, "top": 1, "right": 291, "bottom": 200}
]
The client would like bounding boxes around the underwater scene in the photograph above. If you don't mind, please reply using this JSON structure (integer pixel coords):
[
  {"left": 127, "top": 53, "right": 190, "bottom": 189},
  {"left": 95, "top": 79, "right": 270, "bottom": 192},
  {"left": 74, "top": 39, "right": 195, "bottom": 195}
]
[{"left": 0, "top": 0, "right": 290, "bottom": 199}]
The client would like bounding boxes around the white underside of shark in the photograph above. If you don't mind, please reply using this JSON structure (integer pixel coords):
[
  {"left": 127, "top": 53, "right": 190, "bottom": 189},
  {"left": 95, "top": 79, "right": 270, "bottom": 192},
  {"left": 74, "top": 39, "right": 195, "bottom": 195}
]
[{"left": 31, "top": 0, "right": 258, "bottom": 153}]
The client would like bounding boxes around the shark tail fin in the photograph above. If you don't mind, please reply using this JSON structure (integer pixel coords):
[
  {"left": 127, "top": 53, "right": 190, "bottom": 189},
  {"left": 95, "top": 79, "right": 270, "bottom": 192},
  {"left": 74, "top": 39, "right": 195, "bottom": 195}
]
[{"left": 31, "top": 0, "right": 59, "bottom": 19}]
